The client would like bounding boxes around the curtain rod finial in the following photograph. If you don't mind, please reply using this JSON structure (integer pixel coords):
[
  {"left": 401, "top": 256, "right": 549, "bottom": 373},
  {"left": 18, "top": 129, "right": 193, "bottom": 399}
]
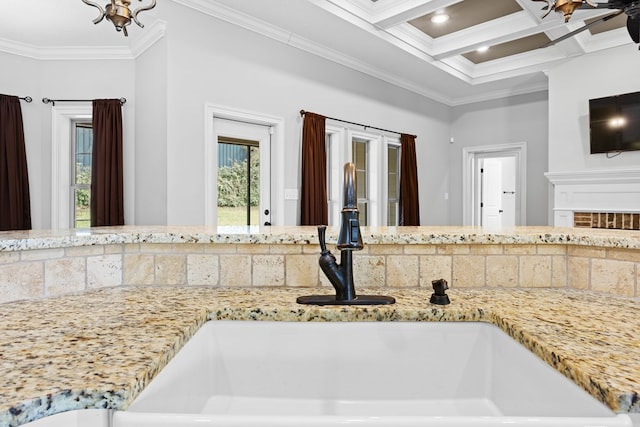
[{"left": 300, "top": 110, "right": 306, "bottom": 117}]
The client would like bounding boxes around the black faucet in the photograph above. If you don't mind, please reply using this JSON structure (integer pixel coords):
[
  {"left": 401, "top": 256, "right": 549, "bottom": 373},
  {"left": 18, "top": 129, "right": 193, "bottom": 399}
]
[{"left": 297, "top": 163, "right": 395, "bottom": 306}]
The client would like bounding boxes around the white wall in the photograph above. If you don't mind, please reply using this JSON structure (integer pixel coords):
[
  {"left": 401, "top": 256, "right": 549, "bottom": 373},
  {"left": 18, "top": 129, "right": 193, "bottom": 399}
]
[
  {"left": 135, "top": 37, "right": 168, "bottom": 225},
  {"left": 1, "top": 52, "right": 135, "bottom": 228},
  {"left": 547, "top": 43, "right": 640, "bottom": 172},
  {"left": 450, "top": 91, "right": 550, "bottom": 226},
  {"left": 159, "top": 2, "right": 451, "bottom": 226}
]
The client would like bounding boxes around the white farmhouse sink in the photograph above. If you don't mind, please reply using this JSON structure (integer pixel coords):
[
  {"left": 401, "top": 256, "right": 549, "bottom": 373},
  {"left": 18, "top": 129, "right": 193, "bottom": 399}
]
[{"left": 112, "top": 321, "right": 633, "bottom": 427}]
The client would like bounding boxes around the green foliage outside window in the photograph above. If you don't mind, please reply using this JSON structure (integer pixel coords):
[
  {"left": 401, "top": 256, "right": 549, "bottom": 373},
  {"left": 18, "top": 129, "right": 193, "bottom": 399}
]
[{"left": 217, "top": 148, "right": 260, "bottom": 207}]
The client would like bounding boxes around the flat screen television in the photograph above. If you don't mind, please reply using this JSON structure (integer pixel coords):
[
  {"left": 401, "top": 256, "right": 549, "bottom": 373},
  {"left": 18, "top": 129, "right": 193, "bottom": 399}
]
[{"left": 589, "top": 91, "right": 640, "bottom": 154}]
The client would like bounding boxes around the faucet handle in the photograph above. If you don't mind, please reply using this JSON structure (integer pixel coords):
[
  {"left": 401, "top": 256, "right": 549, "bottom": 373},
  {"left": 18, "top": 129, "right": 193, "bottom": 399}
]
[{"left": 317, "top": 225, "right": 329, "bottom": 254}]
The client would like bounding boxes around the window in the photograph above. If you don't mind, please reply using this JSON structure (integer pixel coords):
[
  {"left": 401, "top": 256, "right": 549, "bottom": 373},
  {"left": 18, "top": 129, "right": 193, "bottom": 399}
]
[
  {"left": 387, "top": 143, "right": 400, "bottom": 226},
  {"left": 352, "top": 137, "right": 369, "bottom": 225},
  {"left": 325, "top": 126, "right": 398, "bottom": 227},
  {"left": 71, "top": 121, "right": 93, "bottom": 228}
]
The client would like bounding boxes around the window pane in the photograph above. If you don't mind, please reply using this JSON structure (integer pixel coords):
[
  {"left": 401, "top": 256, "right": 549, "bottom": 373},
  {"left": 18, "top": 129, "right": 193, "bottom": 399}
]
[
  {"left": 358, "top": 202, "right": 368, "bottom": 225},
  {"left": 387, "top": 145, "right": 400, "bottom": 226},
  {"left": 72, "top": 123, "right": 92, "bottom": 228},
  {"left": 217, "top": 140, "right": 260, "bottom": 226},
  {"left": 388, "top": 201, "right": 398, "bottom": 226},
  {"left": 74, "top": 189, "right": 91, "bottom": 228}
]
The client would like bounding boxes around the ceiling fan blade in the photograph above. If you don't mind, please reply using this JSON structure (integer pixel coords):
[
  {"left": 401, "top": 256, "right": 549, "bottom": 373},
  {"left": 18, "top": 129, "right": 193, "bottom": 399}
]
[
  {"left": 627, "top": 15, "right": 640, "bottom": 43},
  {"left": 544, "top": 10, "right": 625, "bottom": 47}
]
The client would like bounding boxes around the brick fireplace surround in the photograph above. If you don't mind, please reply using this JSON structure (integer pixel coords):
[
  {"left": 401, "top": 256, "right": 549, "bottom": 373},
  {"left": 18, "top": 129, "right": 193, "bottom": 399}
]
[{"left": 574, "top": 212, "right": 640, "bottom": 230}]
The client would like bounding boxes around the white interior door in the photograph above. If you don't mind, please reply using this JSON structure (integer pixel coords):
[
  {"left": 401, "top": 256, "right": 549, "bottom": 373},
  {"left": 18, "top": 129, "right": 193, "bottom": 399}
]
[{"left": 480, "top": 158, "right": 503, "bottom": 228}]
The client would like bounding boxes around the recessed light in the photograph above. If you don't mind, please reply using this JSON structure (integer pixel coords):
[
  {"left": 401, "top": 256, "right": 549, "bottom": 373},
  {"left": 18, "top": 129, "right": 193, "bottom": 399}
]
[
  {"left": 477, "top": 46, "right": 490, "bottom": 53},
  {"left": 430, "top": 13, "right": 450, "bottom": 24}
]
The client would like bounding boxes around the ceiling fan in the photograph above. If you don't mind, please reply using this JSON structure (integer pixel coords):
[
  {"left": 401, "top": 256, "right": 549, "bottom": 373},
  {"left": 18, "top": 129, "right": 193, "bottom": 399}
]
[{"left": 533, "top": 0, "right": 640, "bottom": 46}]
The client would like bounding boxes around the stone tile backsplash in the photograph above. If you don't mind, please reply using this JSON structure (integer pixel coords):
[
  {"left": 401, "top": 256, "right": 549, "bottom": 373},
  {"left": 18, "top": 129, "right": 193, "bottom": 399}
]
[{"left": 0, "top": 241, "right": 638, "bottom": 303}]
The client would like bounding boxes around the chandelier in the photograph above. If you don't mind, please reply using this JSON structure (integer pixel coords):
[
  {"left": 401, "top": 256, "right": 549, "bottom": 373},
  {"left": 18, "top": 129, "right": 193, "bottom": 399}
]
[
  {"left": 82, "top": 0, "right": 157, "bottom": 36},
  {"left": 533, "top": 0, "right": 598, "bottom": 22}
]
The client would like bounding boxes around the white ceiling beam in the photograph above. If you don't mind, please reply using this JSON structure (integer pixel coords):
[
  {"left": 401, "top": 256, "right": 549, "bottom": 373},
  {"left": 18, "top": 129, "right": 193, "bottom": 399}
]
[{"left": 372, "top": 0, "right": 462, "bottom": 29}]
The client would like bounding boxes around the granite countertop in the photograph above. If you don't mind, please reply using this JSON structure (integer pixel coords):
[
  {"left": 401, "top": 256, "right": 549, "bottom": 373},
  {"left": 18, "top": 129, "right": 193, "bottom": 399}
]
[
  {"left": 1, "top": 286, "right": 639, "bottom": 426},
  {"left": 1, "top": 225, "right": 640, "bottom": 251}
]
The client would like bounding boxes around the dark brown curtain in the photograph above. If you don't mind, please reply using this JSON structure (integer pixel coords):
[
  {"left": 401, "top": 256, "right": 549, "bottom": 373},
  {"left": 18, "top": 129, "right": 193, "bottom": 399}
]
[
  {"left": 91, "top": 99, "right": 124, "bottom": 227},
  {"left": 399, "top": 133, "right": 420, "bottom": 226},
  {"left": 300, "top": 112, "right": 328, "bottom": 225},
  {"left": 0, "top": 95, "right": 31, "bottom": 230}
]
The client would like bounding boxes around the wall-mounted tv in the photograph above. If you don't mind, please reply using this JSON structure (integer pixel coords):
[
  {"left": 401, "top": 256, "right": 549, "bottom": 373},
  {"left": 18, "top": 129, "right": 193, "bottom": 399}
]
[{"left": 589, "top": 91, "right": 640, "bottom": 154}]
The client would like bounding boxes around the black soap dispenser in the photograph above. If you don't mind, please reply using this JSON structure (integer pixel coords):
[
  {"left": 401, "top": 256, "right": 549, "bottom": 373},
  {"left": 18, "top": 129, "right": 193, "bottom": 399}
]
[{"left": 430, "top": 278, "right": 450, "bottom": 305}]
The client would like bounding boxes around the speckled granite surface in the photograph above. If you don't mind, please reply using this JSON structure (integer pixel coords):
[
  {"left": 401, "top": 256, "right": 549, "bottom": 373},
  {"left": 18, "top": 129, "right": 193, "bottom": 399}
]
[
  {"left": 0, "top": 286, "right": 639, "bottom": 426},
  {"left": 0, "top": 225, "right": 639, "bottom": 251}
]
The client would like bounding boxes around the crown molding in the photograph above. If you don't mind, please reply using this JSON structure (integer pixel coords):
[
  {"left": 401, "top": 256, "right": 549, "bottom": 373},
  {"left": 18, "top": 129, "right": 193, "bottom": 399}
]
[{"left": 0, "top": 21, "right": 165, "bottom": 61}]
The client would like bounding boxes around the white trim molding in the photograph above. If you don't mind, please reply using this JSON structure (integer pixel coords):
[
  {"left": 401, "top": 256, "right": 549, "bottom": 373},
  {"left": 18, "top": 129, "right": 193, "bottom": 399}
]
[
  {"left": 204, "top": 104, "right": 285, "bottom": 227},
  {"left": 462, "top": 142, "right": 527, "bottom": 227},
  {"left": 545, "top": 168, "right": 640, "bottom": 226},
  {"left": 50, "top": 104, "right": 92, "bottom": 229}
]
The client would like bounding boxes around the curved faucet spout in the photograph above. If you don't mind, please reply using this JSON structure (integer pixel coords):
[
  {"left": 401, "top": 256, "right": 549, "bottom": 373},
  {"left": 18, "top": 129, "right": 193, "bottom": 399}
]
[{"left": 343, "top": 162, "right": 357, "bottom": 210}]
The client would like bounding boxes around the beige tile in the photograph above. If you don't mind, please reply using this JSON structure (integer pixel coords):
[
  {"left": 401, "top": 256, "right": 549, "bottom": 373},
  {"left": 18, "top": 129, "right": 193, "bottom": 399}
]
[
  {"left": 0, "top": 262, "right": 43, "bottom": 302},
  {"left": 187, "top": 254, "right": 219, "bottom": 286},
  {"left": 285, "top": 254, "right": 318, "bottom": 287},
  {"left": 607, "top": 248, "right": 640, "bottom": 263},
  {"left": 591, "top": 258, "right": 635, "bottom": 297},
  {"left": 568, "top": 245, "right": 606, "bottom": 258},
  {"left": 21, "top": 249, "right": 65, "bottom": 261},
  {"left": 470, "top": 245, "right": 503, "bottom": 255},
  {"left": 87, "top": 255, "right": 122, "bottom": 289},
  {"left": 155, "top": 255, "right": 187, "bottom": 285},
  {"left": 537, "top": 245, "right": 567, "bottom": 255},
  {"left": 104, "top": 244, "right": 124, "bottom": 254},
  {"left": 140, "top": 243, "right": 173, "bottom": 253},
  {"left": 369, "top": 244, "right": 403, "bottom": 255},
  {"left": 220, "top": 255, "right": 252, "bottom": 286},
  {"left": 403, "top": 245, "right": 436, "bottom": 255},
  {"left": 354, "top": 256, "right": 386, "bottom": 288},
  {"left": 123, "top": 254, "right": 155, "bottom": 285},
  {"left": 65, "top": 246, "right": 104, "bottom": 257},
  {"left": 300, "top": 244, "right": 318, "bottom": 254},
  {"left": 237, "top": 244, "right": 270, "bottom": 254},
  {"left": 0, "top": 252, "right": 20, "bottom": 264},
  {"left": 452, "top": 255, "right": 485, "bottom": 288},
  {"left": 486, "top": 256, "right": 518, "bottom": 288},
  {"left": 204, "top": 244, "right": 237, "bottom": 254},
  {"left": 437, "top": 245, "right": 469, "bottom": 255},
  {"left": 568, "top": 257, "right": 589, "bottom": 290},
  {"left": 45, "top": 258, "right": 86, "bottom": 296},
  {"left": 552, "top": 256, "right": 567, "bottom": 288},
  {"left": 519, "top": 256, "right": 551, "bottom": 288},
  {"left": 386, "top": 255, "right": 419, "bottom": 287},
  {"left": 170, "top": 244, "right": 205, "bottom": 254},
  {"left": 252, "top": 255, "right": 285, "bottom": 287},
  {"left": 419, "top": 255, "right": 452, "bottom": 287},
  {"left": 124, "top": 244, "right": 140, "bottom": 253},
  {"left": 504, "top": 245, "right": 536, "bottom": 255},
  {"left": 272, "top": 244, "right": 303, "bottom": 254}
]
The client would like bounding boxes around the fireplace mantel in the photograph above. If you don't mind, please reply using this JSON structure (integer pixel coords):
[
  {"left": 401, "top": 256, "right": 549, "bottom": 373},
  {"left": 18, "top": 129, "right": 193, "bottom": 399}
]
[{"left": 545, "top": 169, "right": 640, "bottom": 227}]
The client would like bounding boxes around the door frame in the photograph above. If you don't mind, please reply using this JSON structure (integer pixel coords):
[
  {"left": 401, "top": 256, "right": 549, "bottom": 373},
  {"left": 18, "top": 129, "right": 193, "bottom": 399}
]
[
  {"left": 462, "top": 142, "right": 527, "bottom": 227},
  {"left": 204, "top": 104, "right": 284, "bottom": 227}
]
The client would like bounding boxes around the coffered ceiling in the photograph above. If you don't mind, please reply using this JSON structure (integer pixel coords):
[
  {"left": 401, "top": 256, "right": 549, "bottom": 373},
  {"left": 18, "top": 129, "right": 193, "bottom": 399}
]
[{"left": 0, "top": 0, "right": 634, "bottom": 105}]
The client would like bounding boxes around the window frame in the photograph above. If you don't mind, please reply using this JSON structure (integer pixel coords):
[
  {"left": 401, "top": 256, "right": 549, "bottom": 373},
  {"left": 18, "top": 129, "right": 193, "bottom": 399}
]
[{"left": 326, "top": 124, "right": 397, "bottom": 227}]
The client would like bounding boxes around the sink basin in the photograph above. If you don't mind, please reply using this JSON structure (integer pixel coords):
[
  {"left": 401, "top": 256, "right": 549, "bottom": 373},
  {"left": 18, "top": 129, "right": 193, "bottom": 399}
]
[{"left": 113, "top": 321, "right": 632, "bottom": 427}]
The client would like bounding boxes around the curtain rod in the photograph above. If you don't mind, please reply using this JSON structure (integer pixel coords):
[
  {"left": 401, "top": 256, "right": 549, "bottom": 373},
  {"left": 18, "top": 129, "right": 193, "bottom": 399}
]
[
  {"left": 300, "top": 110, "right": 416, "bottom": 139},
  {"left": 19, "top": 96, "right": 32, "bottom": 103},
  {"left": 42, "top": 97, "right": 126, "bottom": 107}
]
